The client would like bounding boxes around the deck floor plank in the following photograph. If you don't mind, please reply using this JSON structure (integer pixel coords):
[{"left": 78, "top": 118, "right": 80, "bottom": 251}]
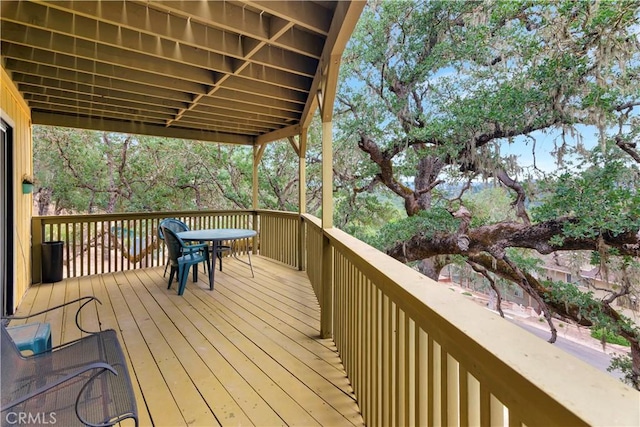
[
  {"left": 131, "top": 268, "right": 261, "bottom": 426},
  {"left": 209, "top": 292, "right": 362, "bottom": 426},
  {"left": 144, "top": 270, "right": 291, "bottom": 426},
  {"left": 11, "top": 256, "right": 365, "bottom": 427},
  {"left": 116, "top": 270, "right": 217, "bottom": 426},
  {"left": 51, "top": 277, "right": 73, "bottom": 344},
  {"left": 104, "top": 271, "right": 187, "bottom": 426},
  {"left": 177, "top": 289, "right": 321, "bottom": 426},
  {"left": 190, "top": 260, "right": 361, "bottom": 426},
  {"left": 89, "top": 273, "right": 155, "bottom": 427},
  {"left": 9, "top": 279, "right": 48, "bottom": 325},
  {"left": 210, "top": 274, "right": 354, "bottom": 385},
  {"left": 219, "top": 272, "right": 320, "bottom": 329}
]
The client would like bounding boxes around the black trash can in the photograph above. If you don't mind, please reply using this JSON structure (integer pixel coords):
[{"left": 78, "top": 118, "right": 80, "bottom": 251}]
[{"left": 42, "top": 241, "right": 63, "bottom": 283}]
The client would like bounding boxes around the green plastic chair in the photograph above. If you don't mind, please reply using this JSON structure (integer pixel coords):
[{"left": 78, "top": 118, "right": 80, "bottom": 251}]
[
  {"left": 158, "top": 218, "right": 230, "bottom": 274},
  {"left": 158, "top": 218, "right": 191, "bottom": 277},
  {"left": 161, "top": 226, "right": 211, "bottom": 295}
]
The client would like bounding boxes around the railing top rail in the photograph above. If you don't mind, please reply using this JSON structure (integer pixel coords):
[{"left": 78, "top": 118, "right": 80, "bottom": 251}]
[
  {"left": 301, "top": 213, "right": 322, "bottom": 228},
  {"left": 322, "top": 225, "right": 638, "bottom": 427},
  {"left": 256, "top": 209, "right": 299, "bottom": 218},
  {"left": 33, "top": 209, "right": 257, "bottom": 223}
]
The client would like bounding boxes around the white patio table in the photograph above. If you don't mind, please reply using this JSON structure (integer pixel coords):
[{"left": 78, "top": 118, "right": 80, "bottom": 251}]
[{"left": 177, "top": 228, "right": 257, "bottom": 290}]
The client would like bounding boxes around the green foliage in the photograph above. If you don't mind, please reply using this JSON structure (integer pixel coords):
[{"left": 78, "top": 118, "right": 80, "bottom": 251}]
[
  {"left": 608, "top": 354, "right": 639, "bottom": 389},
  {"left": 504, "top": 248, "right": 544, "bottom": 273},
  {"left": 341, "top": 0, "right": 640, "bottom": 210},
  {"left": 542, "top": 279, "right": 640, "bottom": 346},
  {"left": 532, "top": 152, "right": 640, "bottom": 242},
  {"left": 338, "top": 190, "right": 403, "bottom": 243},
  {"left": 367, "top": 207, "right": 458, "bottom": 251},
  {"left": 33, "top": 127, "right": 257, "bottom": 213},
  {"left": 463, "top": 186, "right": 517, "bottom": 227},
  {"left": 542, "top": 280, "right": 602, "bottom": 323},
  {"left": 591, "top": 328, "right": 631, "bottom": 347}
]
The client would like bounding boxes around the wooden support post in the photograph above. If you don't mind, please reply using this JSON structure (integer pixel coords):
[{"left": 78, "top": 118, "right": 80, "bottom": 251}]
[
  {"left": 321, "top": 120, "right": 333, "bottom": 228},
  {"left": 253, "top": 144, "right": 266, "bottom": 254},
  {"left": 318, "top": 55, "right": 340, "bottom": 337},
  {"left": 320, "top": 234, "right": 333, "bottom": 338},
  {"left": 298, "top": 130, "right": 307, "bottom": 271}
]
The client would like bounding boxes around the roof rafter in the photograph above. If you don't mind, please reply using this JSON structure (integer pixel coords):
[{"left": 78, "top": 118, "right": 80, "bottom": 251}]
[{"left": 1, "top": 0, "right": 365, "bottom": 144}]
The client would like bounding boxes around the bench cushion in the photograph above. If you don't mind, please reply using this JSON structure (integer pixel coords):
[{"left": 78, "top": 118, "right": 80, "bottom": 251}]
[{"left": 6, "top": 322, "right": 52, "bottom": 354}]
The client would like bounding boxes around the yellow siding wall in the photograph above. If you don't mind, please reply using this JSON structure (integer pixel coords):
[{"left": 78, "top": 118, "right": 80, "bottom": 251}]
[{"left": 1, "top": 65, "right": 32, "bottom": 312}]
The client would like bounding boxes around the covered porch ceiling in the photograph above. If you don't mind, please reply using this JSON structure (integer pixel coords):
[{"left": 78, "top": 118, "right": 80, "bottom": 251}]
[{"left": 1, "top": 0, "right": 365, "bottom": 145}]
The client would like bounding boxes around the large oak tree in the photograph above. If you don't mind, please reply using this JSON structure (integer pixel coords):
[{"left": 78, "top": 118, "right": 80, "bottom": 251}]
[{"left": 338, "top": 0, "right": 640, "bottom": 387}]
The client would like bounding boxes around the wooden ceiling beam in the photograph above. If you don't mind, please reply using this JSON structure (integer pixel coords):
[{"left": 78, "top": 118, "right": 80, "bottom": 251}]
[
  {"left": 2, "top": 54, "right": 206, "bottom": 95},
  {"left": 0, "top": 1, "right": 364, "bottom": 146},
  {"left": 19, "top": 0, "right": 325, "bottom": 60},
  {"left": 161, "top": 119, "right": 264, "bottom": 137},
  {"left": 8, "top": 65, "right": 193, "bottom": 103},
  {"left": 178, "top": 113, "right": 273, "bottom": 134},
  {"left": 1, "top": 7, "right": 236, "bottom": 74},
  {"left": 17, "top": 81, "right": 188, "bottom": 111},
  {"left": 243, "top": 1, "right": 333, "bottom": 35},
  {"left": 27, "top": 101, "right": 173, "bottom": 123},
  {"left": 221, "top": 77, "right": 307, "bottom": 104},
  {"left": 32, "top": 110, "right": 257, "bottom": 145},
  {"left": 24, "top": 93, "right": 178, "bottom": 117},
  {"left": 301, "top": 0, "right": 365, "bottom": 128},
  {"left": 248, "top": 45, "right": 317, "bottom": 78},
  {"left": 195, "top": 98, "right": 299, "bottom": 121},
  {"left": 23, "top": 0, "right": 246, "bottom": 57},
  {"left": 210, "top": 88, "right": 302, "bottom": 113},
  {"left": 1, "top": 22, "right": 220, "bottom": 85},
  {"left": 149, "top": 1, "right": 270, "bottom": 39},
  {"left": 181, "top": 105, "right": 292, "bottom": 127},
  {"left": 255, "top": 124, "right": 302, "bottom": 145}
]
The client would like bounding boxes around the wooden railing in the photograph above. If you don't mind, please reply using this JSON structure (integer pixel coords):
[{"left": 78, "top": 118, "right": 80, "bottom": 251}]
[
  {"left": 30, "top": 210, "right": 639, "bottom": 425},
  {"left": 303, "top": 216, "right": 638, "bottom": 427},
  {"left": 32, "top": 210, "right": 255, "bottom": 282},
  {"left": 258, "top": 210, "right": 300, "bottom": 268},
  {"left": 304, "top": 215, "right": 323, "bottom": 299}
]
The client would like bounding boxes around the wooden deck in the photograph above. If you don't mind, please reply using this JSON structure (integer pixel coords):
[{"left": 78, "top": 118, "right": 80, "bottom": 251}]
[{"left": 12, "top": 256, "right": 364, "bottom": 427}]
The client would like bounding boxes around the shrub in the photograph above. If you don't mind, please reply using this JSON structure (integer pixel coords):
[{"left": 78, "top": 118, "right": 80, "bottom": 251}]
[{"left": 591, "top": 328, "right": 630, "bottom": 346}]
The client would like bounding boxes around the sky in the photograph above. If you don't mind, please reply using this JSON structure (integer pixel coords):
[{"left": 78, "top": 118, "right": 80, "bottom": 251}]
[{"left": 499, "top": 125, "right": 600, "bottom": 175}]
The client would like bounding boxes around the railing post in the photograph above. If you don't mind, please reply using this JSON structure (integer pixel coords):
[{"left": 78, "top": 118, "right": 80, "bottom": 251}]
[
  {"left": 320, "top": 233, "right": 333, "bottom": 338},
  {"left": 298, "top": 216, "right": 305, "bottom": 271},
  {"left": 252, "top": 210, "right": 259, "bottom": 255},
  {"left": 31, "top": 216, "right": 42, "bottom": 284}
]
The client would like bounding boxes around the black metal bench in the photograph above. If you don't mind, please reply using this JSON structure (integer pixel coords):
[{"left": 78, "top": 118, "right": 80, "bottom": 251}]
[{"left": 1, "top": 297, "right": 138, "bottom": 426}]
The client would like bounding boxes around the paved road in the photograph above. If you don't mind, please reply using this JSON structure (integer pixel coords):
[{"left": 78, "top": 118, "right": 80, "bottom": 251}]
[{"left": 511, "top": 320, "right": 625, "bottom": 380}]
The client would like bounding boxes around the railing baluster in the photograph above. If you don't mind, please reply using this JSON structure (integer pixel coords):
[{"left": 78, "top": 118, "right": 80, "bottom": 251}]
[
  {"left": 396, "top": 307, "right": 405, "bottom": 426},
  {"left": 406, "top": 316, "right": 414, "bottom": 427},
  {"left": 447, "top": 352, "right": 460, "bottom": 427},
  {"left": 427, "top": 336, "right": 435, "bottom": 426},
  {"left": 468, "top": 373, "right": 481, "bottom": 426},
  {"left": 382, "top": 295, "right": 391, "bottom": 426},
  {"left": 416, "top": 327, "right": 427, "bottom": 427}
]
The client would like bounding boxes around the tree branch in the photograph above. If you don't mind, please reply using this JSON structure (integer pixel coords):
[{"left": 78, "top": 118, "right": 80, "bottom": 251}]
[
  {"left": 468, "top": 261, "right": 505, "bottom": 318},
  {"left": 387, "top": 218, "right": 640, "bottom": 263},
  {"left": 495, "top": 169, "right": 531, "bottom": 225}
]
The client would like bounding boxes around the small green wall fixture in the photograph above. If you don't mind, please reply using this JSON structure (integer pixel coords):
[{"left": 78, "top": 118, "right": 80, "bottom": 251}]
[{"left": 22, "top": 175, "right": 34, "bottom": 194}]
